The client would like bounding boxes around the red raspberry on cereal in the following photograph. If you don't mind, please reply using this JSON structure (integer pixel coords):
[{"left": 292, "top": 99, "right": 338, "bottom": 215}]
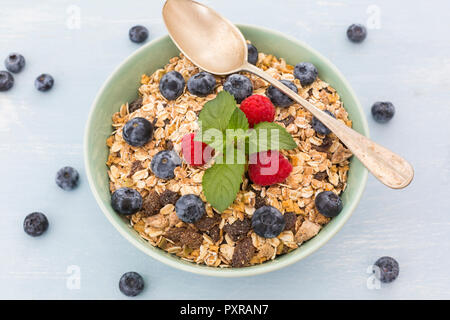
[
  {"left": 181, "top": 133, "right": 213, "bottom": 166},
  {"left": 248, "top": 150, "right": 292, "bottom": 186},
  {"left": 239, "top": 95, "right": 275, "bottom": 127}
]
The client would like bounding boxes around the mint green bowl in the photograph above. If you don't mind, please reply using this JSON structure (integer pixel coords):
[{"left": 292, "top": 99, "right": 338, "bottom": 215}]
[{"left": 84, "top": 24, "right": 368, "bottom": 277}]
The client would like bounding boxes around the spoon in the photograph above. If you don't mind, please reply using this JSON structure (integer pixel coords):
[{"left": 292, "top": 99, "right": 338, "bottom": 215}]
[{"left": 162, "top": 0, "right": 414, "bottom": 189}]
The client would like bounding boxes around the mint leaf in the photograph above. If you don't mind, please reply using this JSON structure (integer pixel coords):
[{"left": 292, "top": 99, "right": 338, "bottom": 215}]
[
  {"left": 197, "top": 91, "right": 237, "bottom": 132},
  {"left": 202, "top": 150, "right": 245, "bottom": 212},
  {"left": 227, "top": 107, "right": 249, "bottom": 131},
  {"left": 248, "top": 122, "right": 298, "bottom": 153}
]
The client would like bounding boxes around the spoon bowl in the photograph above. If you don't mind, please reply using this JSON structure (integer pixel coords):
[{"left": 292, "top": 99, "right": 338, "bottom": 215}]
[{"left": 162, "top": 0, "right": 247, "bottom": 74}]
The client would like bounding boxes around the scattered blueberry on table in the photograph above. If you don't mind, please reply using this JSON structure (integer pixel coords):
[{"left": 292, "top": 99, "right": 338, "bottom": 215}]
[
  {"left": 0, "top": 70, "right": 14, "bottom": 91},
  {"left": 4, "top": 53, "right": 25, "bottom": 73},
  {"left": 347, "top": 23, "right": 367, "bottom": 43},
  {"left": 129, "top": 25, "right": 149, "bottom": 44},
  {"left": 23, "top": 212, "right": 49, "bottom": 237},
  {"left": 374, "top": 256, "right": 400, "bottom": 283},
  {"left": 251, "top": 205, "right": 286, "bottom": 238},
  {"left": 315, "top": 191, "right": 343, "bottom": 217},
  {"left": 119, "top": 272, "right": 145, "bottom": 297},
  {"left": 175, "top": 194, "right": 206, "bottom": 223},
  {"left": 371, "top": 101, "right": 395, "bottom": 123},
  {"left": 159, "top": 70, "right": 185, "bottom": 100},
  {"left": 312, "top": 110, "right": 336, "bottom": 135},
  {"left": 266, "top": 79, "right": 298, "bottom": 108},
  {"left": 35, "top": 73, "right": 54, "bottom": 92},
  {"left": 247, "top": 43, "right": 259, "bottom": 65},
  {"left": 294, "top": 62, "right": 318, "bottom": 86},
  {"left": 56, "top": 166, "right": 79, "bottom": 191},
  {"left": 150, "top": 150, "right": 182, "bottom": 180},
  {"left": 187, "top": 71, "right": 216, "bottom": 96},
  {"left": 111, "top": 187, "right": 143, "bottom": 215},
  {"left": 122, "top": 117, "right": 154, "bottom": 147},
  {"left": 223, "top": 74, "right": 253, "bottom": 103}
]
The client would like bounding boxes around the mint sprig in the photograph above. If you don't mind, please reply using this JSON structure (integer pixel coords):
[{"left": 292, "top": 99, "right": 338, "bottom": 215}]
[{"left": 196, "top": 91, "right": 297, "bottom": 212}]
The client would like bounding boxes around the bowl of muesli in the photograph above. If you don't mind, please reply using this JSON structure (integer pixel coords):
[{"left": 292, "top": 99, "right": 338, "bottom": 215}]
[{"left": 85, "top": 24, "right": 369, "bottom": 277}]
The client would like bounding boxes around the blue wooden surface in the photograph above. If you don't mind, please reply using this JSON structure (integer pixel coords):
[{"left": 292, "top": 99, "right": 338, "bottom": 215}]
[{"left": 0, "top": 0, "right": 449, "bottom": 299}]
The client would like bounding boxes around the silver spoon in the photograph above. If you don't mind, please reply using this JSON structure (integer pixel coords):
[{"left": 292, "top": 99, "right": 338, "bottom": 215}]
[{"left": 162, "top": 0, "right": 414, "bottom": 189}]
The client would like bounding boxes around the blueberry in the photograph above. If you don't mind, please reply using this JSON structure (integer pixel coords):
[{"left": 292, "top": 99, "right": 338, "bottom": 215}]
[
  {"left": 247, "top": 43, "right": 258, "bottom": 65},
  {"left": 0, "top": 71, "right": 14, "bottom": 91},
  {"left": 35, "top": 73, "right": 54, "bottom": 92},
  {"left": 123, "top": 117, "right": 154, "bottom": 147},
  {"left": 294, "top": 62, "right": 318, "bottom": 87},
  {"left": 129, "top": 25, "right": 149, "bottom": 44},
  {"left": 315, "top": 191, "right": 343, "bottom": 217},
  {"left": 251, "top": 206, "right": 285, "bottom": 238},
  {"left": 150, "top": 150, "right": 181, "bottom": 180},
  {"left": 111, "top": 187, "right": 143, "bottom": 215},
  {"left": 56, "top": 166, "right": 79, "bottom": 190},
  {"left": 119, "top": 272, "right": 144, "bottom": 297},
  {"left": 175, "top": 194, "right": 205, "bottom": 223},
  {"left": 374, "top": 256, "right": 399, "bottom": 283},
  {"left": 4, "top": 53, "right": 25, "bottom": 73},
  {"left": 23, "top": 212, "right": 49, "bottom": 237},
  {"left": 187, "top": 72, "right": 216, "bottom": 97},
  {"left": 223, "top": 74, "right": 253, "bottom": 103},
  {"left": 266, "top": 80, "right": 298, "bottom": 107},
  {"left": 371, "top": 101, "right": 395, "bottom": 123},
  {"left": 347, "top": 24, "right": 367, "bottom": 43},
  {"left": 159, "top": 71, "right": 185, "bottom": 100},
  {"left": 312, "top": 110, "right": 335, "bottom": 135}
]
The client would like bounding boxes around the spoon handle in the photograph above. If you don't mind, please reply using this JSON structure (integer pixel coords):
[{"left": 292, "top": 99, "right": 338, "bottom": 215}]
[{"left": 242, "top": 62, "right": 414, "bottom": 189}]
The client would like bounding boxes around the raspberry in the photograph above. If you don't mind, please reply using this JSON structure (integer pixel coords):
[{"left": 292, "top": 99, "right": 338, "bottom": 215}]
[
  {"left": 248, "top": 150, "right": 292, "bottom": 186},
  {"left": 181, "top": 133, "right": 213, "bottom": 166},
  {"left": 239, "top": 95, "right": 275, "bottom": 127}
]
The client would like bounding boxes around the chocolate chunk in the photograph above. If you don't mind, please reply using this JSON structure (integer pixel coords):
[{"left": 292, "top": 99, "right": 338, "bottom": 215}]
[
  {"left": 194, "top": 214, "right": 221, "bottom": 232},
  {"left": 283, "top": 212, "right": 297, "bottom": 233},
  {"left": 223, "top": 218, "right": 251, "bottom": 241},
  {"left": 128, "top": 160, "right": 143, "bottom": 178},
  {"left": 280, "top": 115, "right": 295, "bottom": 127},
  {"left": 311, "top": 135, "right": 333, "bottom": 153},
  {"left": 159, "top": 189, "right": 180, "bottom": 207},
  {"left": 165, "top": 227, "right": 203, "bottom": 249},
  {"left": 129, "top": 97, "right": 143, "bottom": 113},
  {"left": 179, "top": 228, "right": 204, "bottom": 249},
  {"left": 142, "top": 190, "right": 162, "bottom": 216},
  {"left": 163, "top": 118, "right": 171, "bottom": 125},
  {"left": 208, "top": 225, "right": 221, "bottom": 243},
  {"left": 165, "top": 139, "right": 174, "bottom": 150},
  {"left": 313, "top": 171, "right": 328, "bottom": 181},
  {"left": 232, "top": 237, "right": 256, "bottom": 268},
  {"left": 254, "top": 196, "right": 266, "bottom": 209},
  {"left": 164, "top": 227, "right": 185, "bottom": 244}
]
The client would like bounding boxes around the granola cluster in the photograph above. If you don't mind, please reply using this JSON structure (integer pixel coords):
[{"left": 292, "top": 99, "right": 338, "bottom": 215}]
[{"left": 106, "top": 51, "right": 352, "bottom": 267}]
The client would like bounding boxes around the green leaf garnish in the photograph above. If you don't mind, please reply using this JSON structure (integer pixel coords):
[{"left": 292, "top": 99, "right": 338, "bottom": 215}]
[
  {"left": 196, "top": 91, "right": 237, "bottom": 132},
  {"left": 227, "top": 107, "right": 249, "bottom": 131},
  {"left": 202, "top": 161, "right": 245, "bottom": 212},
  {"left": 248, "top": 122, "right": 298, "bottom": 153}
]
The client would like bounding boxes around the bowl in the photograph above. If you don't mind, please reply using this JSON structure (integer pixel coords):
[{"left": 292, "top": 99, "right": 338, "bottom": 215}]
[{"left": 84, "top": 24, "right": 368, "bottom": 277}]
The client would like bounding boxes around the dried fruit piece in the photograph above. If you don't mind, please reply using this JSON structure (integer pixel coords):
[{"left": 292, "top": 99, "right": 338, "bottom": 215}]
[
  {"left": 159, "top": 189, "right": 180, "bottom": 207},
  {"left": 194, "top": 214, "right": 221, "bottom": 232},
  {"left": 231, "top": 237, "right": 256, "bottom": 268},
  {"left": 223, "top": 218, "right": 251, "bottom": 241},
  {"left": 129, "top": 97, "right": 143, "bottom": 113},
  {"left": 142, "top": 190, "right": 162, "bottom": 216},
  {"left": 283, "top": 212, "right": 297, "bottom": 233},
  {"left": 179, "top": 228, "right": 203, "bottom": 249}
]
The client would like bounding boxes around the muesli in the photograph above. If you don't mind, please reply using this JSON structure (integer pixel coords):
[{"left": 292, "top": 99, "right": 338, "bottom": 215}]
[{"left": 106, "top": 45, "right": 352, "bottom": 267}]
